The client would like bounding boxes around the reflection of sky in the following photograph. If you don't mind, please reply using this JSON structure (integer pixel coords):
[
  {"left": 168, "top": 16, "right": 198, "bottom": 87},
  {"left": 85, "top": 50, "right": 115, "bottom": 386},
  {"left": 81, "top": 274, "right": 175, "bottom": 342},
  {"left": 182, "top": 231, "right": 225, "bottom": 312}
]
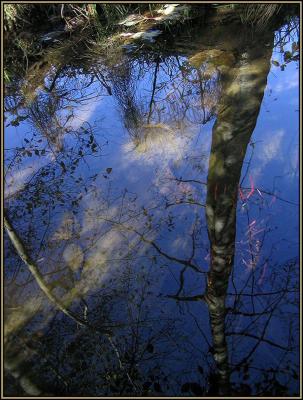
[
  {"left": 238, "top": 58, "right": 299, "bottom": 266},
  {"left": 4, "top": 31, "right": 299, "bottom": 395},
  {"left": 232, "top": 56, "right": 299, "bottom": 395}
]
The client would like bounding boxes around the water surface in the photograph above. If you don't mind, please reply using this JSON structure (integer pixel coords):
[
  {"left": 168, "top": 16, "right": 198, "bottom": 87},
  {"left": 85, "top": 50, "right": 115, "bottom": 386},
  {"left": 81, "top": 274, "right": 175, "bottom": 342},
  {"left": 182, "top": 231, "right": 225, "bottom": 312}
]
[{"left": 4, "top": 15, "right": 299, "bottom": 397}]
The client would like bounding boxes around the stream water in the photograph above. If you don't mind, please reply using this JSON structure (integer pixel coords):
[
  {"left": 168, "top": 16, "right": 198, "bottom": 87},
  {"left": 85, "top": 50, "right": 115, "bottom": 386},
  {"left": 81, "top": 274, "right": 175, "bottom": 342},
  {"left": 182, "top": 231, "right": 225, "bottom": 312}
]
[{"left": 4, "top": 13, "right": 300, "bottom": 397}]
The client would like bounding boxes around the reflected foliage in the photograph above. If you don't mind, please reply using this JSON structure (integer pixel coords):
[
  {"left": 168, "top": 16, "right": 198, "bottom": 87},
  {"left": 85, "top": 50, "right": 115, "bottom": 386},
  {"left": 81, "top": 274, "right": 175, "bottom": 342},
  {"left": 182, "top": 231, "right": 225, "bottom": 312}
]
[{"left": 4, "top": 5, "right": 300, "bottom": 397}]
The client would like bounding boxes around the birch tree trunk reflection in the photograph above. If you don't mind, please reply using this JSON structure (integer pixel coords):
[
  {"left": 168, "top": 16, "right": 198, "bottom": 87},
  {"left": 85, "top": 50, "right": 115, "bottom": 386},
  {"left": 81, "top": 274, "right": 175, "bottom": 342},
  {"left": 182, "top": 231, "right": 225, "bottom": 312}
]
[{"left": 204, "top": 32, "right": 274, "bottom": 392}]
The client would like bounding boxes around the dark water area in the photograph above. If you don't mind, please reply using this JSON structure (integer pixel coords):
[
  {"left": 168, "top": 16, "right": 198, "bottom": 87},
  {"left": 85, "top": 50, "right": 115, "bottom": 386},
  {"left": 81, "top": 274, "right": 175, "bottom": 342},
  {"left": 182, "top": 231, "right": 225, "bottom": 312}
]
[{"left": 4, "top": 8, "right": 300, "bottom": 397}]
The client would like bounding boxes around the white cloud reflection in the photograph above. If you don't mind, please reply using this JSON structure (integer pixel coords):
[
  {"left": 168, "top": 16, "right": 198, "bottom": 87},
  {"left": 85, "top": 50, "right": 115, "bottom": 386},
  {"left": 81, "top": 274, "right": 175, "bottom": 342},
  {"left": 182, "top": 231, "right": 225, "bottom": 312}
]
[
  {"left": 121, "top": 123, "right": 199, "bottom": 168},
  {"left": 251, "top": 129, "right": 285, "bottom": 180},
  {"left": 272, "top": 73, "right": 298, "bottom": 94}
]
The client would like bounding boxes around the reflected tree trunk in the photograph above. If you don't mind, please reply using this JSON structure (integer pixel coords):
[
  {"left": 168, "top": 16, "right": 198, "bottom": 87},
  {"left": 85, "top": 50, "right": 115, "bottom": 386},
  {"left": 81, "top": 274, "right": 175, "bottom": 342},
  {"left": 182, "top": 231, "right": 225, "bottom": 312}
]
[{"left": 204, "top": 32, "right": 274, "bottom": 393}]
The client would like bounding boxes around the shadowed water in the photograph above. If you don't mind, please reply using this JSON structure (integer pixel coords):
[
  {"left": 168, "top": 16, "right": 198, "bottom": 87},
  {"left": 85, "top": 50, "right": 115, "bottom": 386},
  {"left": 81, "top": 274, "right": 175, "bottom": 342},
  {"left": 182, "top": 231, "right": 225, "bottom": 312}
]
[{"left": 4, "top": 12, "right": 299, "bottom": 397}]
